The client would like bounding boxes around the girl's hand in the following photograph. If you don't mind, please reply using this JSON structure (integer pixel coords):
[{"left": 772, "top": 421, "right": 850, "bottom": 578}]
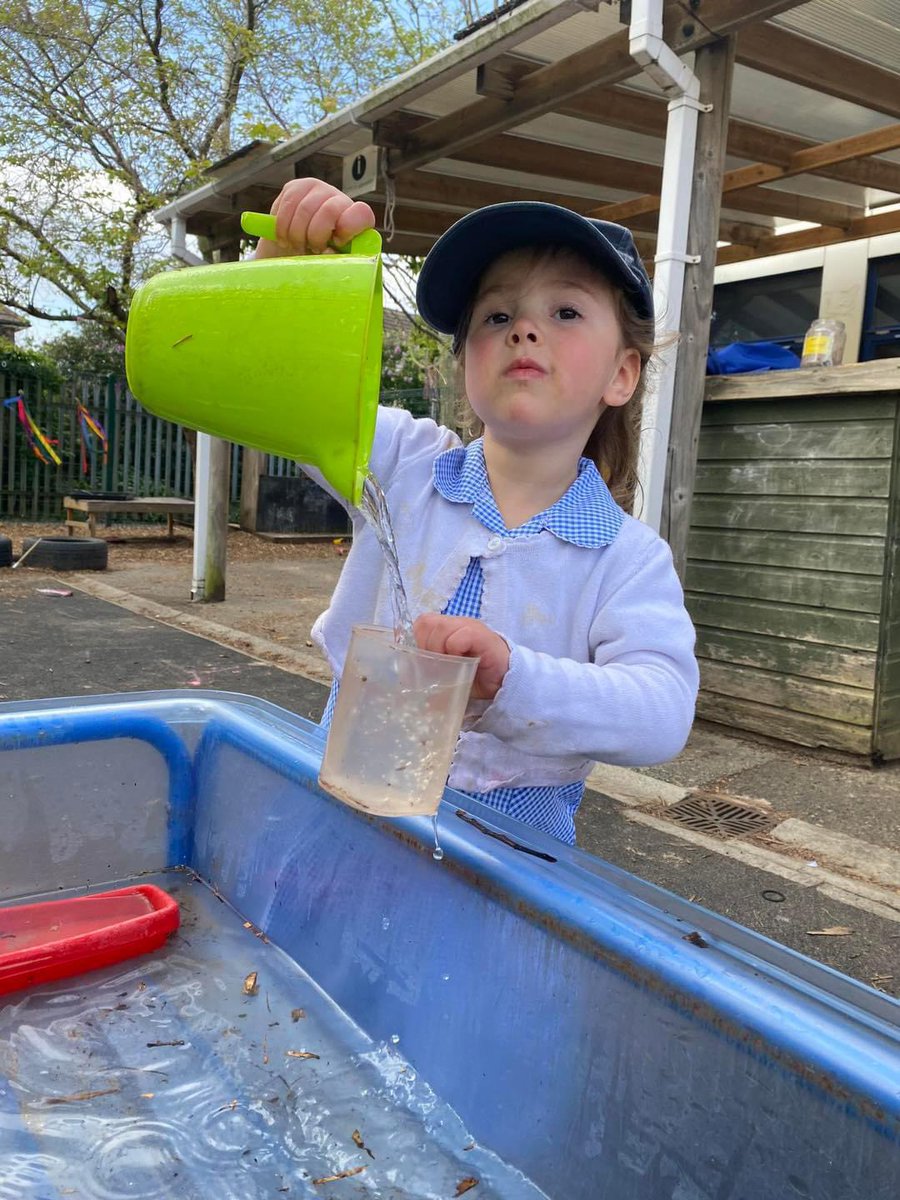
[
  {"left": 413, "top": 614, "right": 511, "bottom": 702},
  {"left": 255, "top": 178, "right": 375, "bottom": 259}
]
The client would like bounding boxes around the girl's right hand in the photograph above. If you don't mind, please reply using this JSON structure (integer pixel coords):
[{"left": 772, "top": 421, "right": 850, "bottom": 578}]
[{"left": 254, "top": 178, "right": 376, "bottom": 259}]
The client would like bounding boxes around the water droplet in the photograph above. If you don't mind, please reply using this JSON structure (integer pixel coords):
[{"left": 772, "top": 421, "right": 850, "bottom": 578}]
[
  {"left": 432, "top": 847, "right": 444, "bottom": 861},
  {"left": 381, "top": 916, "right": 390, "bottom": 930},
  {"left": 441, "top": 973, "right": 450, "bottom": 982},
  {"left": 390, "top": 1034, "right": 400, "bottom": 1045}
]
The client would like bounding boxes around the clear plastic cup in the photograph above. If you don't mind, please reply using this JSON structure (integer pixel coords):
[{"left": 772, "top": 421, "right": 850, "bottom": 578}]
[{"left": 319, "top": 625, "right": 479, "bottom": 817}]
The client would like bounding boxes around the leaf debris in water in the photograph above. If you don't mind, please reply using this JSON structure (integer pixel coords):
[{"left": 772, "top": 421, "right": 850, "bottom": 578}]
[
  {"left": 291, "top": 1008, "right": 306, "bottom": 1021},
  {"left": 312, "top": 1166, "right": 366, "bottom": 1185},
  {"left": 44, "top": 1086, "right": 119, "bottom": 1105},
  {"left": 243, "top": 971, "right": 259, "bottom": 996},
  {"left": 456, "top": 1179, "right": 479, "bottom": 1195},
  {"left": 352, "top": 1128, "right": 375, "bottom": 1159},
  {"left": 286, "top": 1049, "right": 319, "bottom": 1060}
]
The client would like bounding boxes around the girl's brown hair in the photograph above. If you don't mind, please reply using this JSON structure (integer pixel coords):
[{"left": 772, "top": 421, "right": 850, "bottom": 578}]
[{"left": 452, "top": 245, "right": 656, "bottom": 514}]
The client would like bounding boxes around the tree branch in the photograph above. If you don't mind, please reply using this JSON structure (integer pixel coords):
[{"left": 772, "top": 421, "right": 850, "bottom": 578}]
[{"left": 133, "top": 0, "right": 198, "bottom": 160}]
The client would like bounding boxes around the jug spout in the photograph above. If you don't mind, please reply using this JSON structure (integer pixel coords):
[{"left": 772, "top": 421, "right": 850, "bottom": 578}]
[{"left": 125, "top": 215, "right": 383, "bottom": 507}]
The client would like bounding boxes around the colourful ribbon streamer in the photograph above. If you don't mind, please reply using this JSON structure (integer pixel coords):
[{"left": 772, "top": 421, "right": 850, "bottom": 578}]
[
  {"left": 76, "top": 402, "right": 108, "bottom": 475},
  {"left": 2, "top": 394, "right": 62, "bottom": 466}
]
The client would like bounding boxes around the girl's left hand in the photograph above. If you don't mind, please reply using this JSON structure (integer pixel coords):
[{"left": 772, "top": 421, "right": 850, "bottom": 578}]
[{"left": 413, "top": 614, "right": 511, "bottom": 701}]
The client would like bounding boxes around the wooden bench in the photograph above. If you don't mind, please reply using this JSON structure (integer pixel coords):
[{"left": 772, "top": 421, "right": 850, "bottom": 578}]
[{"left": 63, "top": 495, "right": 195, "bottom": 538}]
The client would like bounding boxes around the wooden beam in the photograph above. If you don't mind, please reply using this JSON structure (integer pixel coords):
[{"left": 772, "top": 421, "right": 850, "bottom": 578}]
[
  {"left": 664, "top": 37, "right": 736, "bottom": 579},
  {"left": 379, "top": 233, "right": 436, "bottom": 256},
  {"left": 737, "top": 23, "right": 900, "bottom": 121},
  {"left": 721, "top": 188, "right": 855, "bottom": 228},
  {"left": 716, "top": 206, "right": 900, "bottom": 266},
  {"left": 239, "top": 449, "right": 265, "bottom": 533},
  {"left": 378, "top": 111, "right": 663, "bottom": 194},
  {"left": 376, "top": 168, "right": 771, "bottom": 248},
  {"left": 476, "top": 52, "right": 541, "bottom": 100},
  {"left": 383, "top": 168, "right": 605, "bottom": 213},
  {"left": 381, "top": 110, "right": 854, "bottom": 229},
  {"left": 560, "top": 86, "right": 900, "bottom": 195},
  {"left": 451, "top": 134, "right": 663, "bottom": 194},
  {"left": 369, "top": 203, "right": 456, "bottom": 238},
  {"left": 387, "top": 1, "right": 805, "bottom": 173},
  {"left": 590, "top": 117, "right": 899, "bottom": 226}
]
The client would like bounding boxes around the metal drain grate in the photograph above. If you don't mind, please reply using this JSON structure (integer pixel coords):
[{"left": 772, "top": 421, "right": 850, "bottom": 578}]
[{"left": 667, "top": 793, "right": 775, "bottom": 839}]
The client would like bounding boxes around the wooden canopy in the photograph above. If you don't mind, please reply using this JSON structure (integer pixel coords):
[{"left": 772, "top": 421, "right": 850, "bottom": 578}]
[{"left": 157, "top": 0, "right": 900, "bottom": 269}]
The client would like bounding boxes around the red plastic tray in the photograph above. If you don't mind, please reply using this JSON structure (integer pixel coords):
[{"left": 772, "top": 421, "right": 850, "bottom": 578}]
[{"left": 0, "top": 884, "right": 180, "bottom": 996}]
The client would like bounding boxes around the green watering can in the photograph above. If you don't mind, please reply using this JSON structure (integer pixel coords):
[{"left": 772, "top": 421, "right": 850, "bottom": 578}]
[{"left": 125, "top": 213, "right": 382, "bottom": 507}]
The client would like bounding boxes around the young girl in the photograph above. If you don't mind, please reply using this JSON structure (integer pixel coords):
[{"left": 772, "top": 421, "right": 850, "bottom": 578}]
[{"left": 256, "top": 178, "right": 699, "bottom": 845}]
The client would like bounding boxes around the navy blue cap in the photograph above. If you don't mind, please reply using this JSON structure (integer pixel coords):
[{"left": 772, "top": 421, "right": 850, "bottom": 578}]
[{"left": 416, "top": 201, "right": 654, "bottom": 336}]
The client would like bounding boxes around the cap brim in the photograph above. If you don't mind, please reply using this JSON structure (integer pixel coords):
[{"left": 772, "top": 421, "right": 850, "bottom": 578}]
[{"left": 416, "top": 203, "right": 652, "bottom": 335}]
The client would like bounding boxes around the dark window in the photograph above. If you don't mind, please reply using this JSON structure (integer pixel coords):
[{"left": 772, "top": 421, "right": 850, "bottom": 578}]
[
  {"left": 861, "top": 254, "right": 900, "bottom": 361},
  {"left": 710, "top": 268, "right": 822, "bottom": 357}
]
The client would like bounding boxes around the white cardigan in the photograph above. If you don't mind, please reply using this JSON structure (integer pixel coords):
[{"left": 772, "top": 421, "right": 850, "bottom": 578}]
[{"left": 311, "top": 406, "right": 699, "bottom": 793}]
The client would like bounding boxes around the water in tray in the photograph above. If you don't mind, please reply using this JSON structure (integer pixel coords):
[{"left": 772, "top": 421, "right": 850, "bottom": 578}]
[{"left": 0, "top": 871, "right": 545, "bottom": 1199}]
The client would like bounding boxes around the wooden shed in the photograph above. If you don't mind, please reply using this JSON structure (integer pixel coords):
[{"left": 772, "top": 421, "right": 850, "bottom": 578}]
[{"left": 691, "top": 360, "right": 900, "bottom": 758}]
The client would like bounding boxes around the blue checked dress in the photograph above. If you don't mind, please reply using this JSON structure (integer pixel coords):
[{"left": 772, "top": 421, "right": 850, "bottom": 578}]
[{"left": 321, "top": 436, "right": 624, "bottom": 844}]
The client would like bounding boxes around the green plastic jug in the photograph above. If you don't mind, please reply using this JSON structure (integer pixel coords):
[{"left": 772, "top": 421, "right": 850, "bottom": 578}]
[{"left": 125, "top": 213, "right": 382, "bottom": 507}]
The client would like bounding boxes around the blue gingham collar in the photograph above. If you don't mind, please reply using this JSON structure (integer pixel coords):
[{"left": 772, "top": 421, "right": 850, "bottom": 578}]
[{"left": 433, "top": 437, "right": 623, "bottom": 547}]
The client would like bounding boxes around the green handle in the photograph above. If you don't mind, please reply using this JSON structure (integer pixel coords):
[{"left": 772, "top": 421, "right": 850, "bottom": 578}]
[{"left": 240, "top": 211, "right": 381, "bottom": 256}]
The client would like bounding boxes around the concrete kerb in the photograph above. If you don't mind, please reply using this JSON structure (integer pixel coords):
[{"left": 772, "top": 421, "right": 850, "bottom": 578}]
[
  {"left": 587, "top": 764, "right": 900, "bottom": 908},
  {"left": 63, "top": 574, "right": 333, "bottom": 685}
]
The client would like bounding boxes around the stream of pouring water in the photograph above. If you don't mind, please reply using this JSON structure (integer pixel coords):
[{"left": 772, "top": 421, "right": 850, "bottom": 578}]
[
  {"left": 359, "top": 472, "right": 416, "bottom": 646},
  {"left": 358, "top": 472, "right": 443, "bottom": 859}
]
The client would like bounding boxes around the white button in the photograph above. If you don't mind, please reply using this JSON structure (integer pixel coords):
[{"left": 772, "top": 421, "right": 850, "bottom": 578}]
[{"left": 486, "top": 535, "right": 503, "bottom": 551}]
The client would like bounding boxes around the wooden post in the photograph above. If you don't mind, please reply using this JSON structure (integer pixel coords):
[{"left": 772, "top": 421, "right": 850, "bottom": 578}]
[
  {"left": 202, "top": 435, "right": 231, "bottom": 601},
  {"left": 194, "top": 240, "right": 240, "bottom": 601},
  {"left": 239, "top": 448, "right": 266, "bottom": 532},
  {"left": 662, "top": 36, "right": 736, "bottom": 579}
]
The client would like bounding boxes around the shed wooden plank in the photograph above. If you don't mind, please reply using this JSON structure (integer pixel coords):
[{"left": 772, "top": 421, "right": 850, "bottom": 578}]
[
  {"left": 687, "top": 529, "right": 884, "bottom": 575},
  {"left": 699, "top": 660, "right": 874, "bottom": 727},
  {"left": 686, "top": 593, "right": 880, "bottom": 651},
  {"left": 690, "top": 495, "right": 888, "bottom": 536},
  {"left": 695, "top": 628, "right": 876, "bottom": 690},
  {"left": 698, "top": 421, "right": 895, "bottom": 461},
  {"left": 701, "top": 396, "right": 895, "bottom": 426},
  {"left": 704, "top": 360, "right": 900, "bottom": 402},
  {"left": 874, "top": 414, "right": 900, "bottom": 760},
  {"left": 685, "top": 561, "right": 883, "bottom": 614},
  {"left": 694, "top": 460, "right": 890, "bottom": 498},
  {"left": 696, "top": 693, "right": 873, "bottom": 756}
]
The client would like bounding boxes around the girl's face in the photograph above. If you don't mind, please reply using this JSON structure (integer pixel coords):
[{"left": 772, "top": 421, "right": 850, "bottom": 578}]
[{"left": 463, "top": 248, "right": 641, "bottom": 454}]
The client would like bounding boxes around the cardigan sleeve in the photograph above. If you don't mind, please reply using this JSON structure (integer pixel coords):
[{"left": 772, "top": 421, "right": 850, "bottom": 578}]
[{"left": 470, "top": 535, "right": 699, "bottom": 767}]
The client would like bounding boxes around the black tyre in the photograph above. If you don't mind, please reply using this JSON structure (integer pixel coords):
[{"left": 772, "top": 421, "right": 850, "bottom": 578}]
[
  {"left": 0, "top": 535, "right": 11, "bottom": 568},
  {"left": 20, "top": 536, "right": 108, "bottom": 571}
]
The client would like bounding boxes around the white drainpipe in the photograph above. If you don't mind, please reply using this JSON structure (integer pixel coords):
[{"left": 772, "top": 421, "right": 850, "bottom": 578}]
[
  {"left": 169, "top": 216, "right": 204, "bottom": 267},
  {"left": 166, "top": 216, "right": 209, "bottom": 597},
  {"left": 629, "top": 0, "right": 709, "bottom": 532}
]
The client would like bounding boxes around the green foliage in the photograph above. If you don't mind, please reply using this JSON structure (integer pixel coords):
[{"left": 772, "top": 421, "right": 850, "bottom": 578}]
[
  {"left": 0, "top": 1, "right": 493, "bottom": 340},
  {"left": 0, "top": 341, "right": 62, "bottom": 388},
  {"left": 382, "top": 316, "right": 445, "bottom": 391},
  {"left": 42, "top": 323, "right": 125, "bottom": 379}
]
